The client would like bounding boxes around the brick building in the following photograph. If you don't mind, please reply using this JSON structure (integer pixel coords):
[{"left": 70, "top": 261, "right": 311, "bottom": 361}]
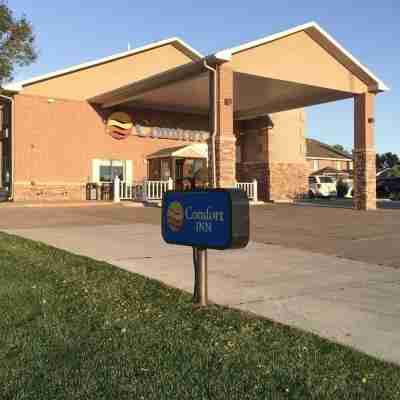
[
  {"left": 0, "top": 22, "right": 387, "bottom": 209},
  {"left": 307, "top": 138, "right": 353, "bottom": 174}
]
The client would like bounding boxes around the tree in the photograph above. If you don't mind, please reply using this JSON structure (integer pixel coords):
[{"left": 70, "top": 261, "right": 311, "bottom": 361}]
[
  {"left": 376, "top": 152, "right": 399, "bottom": 170},
  {"left": 332, "top": 144, "right": 346, "bottom": 153},
  {"left": 0, "top": 1, "right": 37, "bottom": 86}
]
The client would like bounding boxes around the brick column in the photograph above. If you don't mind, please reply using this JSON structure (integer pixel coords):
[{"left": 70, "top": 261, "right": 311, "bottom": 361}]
[
  {"left": 353, "top": 92, "right": 376, "bottom": 210},
  {"left": 213, "top": 63, "right": 236, "bottom": 188}
]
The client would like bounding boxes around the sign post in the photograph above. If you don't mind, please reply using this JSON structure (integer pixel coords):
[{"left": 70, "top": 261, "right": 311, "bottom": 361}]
[
  {"left": 193, "top": 248, "right": 208, "bottom": 306},
  {"left": 162, "top": 189, "right": 249, "bottom": 307}
]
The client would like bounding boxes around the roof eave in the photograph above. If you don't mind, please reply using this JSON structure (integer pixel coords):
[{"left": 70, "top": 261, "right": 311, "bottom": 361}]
[
  {"left": 215, "top": 21, "right": 389, "bottom": 93},
  {"left": 2, "top": 37, "right": 203, "bottom": 93}
]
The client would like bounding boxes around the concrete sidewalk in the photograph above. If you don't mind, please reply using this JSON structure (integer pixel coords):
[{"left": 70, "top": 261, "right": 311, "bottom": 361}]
[{"left": 5, "top": 223, "right": 400, "bottom": 365}]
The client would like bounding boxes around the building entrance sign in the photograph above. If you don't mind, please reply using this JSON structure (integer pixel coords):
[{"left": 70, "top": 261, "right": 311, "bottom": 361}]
[
  {"left": 162, "top": 189, "right": 249, "bottom": 306},
  {"left": 106, "top": 112, "right": 210, "bottom": 142},
  {"left": 162, "top": 190, "right": 249, "bottom": 250}
]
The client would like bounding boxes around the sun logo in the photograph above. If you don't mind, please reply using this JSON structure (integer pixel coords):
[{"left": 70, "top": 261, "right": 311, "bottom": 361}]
[
  {"left": 167, "top": 201, "right": 184, "bottom": 232},
  {"left": 106, "top": 112, "right": 133, "bottom": 140}
]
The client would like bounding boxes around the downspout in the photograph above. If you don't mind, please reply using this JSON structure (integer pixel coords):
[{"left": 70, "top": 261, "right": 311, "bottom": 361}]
[
  {"left": 203, "top": 60, "right": 217, "bottom": 188},
  {"left": 0, "top": 93, "right": 14, "bottom": 200}
]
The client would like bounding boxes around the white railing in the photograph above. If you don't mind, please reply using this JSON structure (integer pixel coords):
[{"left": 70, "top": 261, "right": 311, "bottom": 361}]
[
  {"left": 114, "top": 177, "right": 258, "bottom": 202},
  {"left": 236, "top": 179, "right": 258, "bottom": 202},
  {"left": 145, "top": 179, "right": 173, "bottom": 201},
  {"left": 119, "top": 181, "right": 146, "bottom": 201},
  {"left": 114, "top": 176, "right": 173, "bottom": 202}
]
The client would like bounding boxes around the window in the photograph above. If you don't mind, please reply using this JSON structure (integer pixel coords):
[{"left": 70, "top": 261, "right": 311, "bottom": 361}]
[
  {"left": 92, "top": 159, "right": 132, "bottom": 183},
  {"left": 309, "top": 176, "right": 317, "bottom": 184},
  {"left": 99, "top": 165, "right": 123, "bottom": 182},
  {"left": 319, "top": 177, "right": 334, "bottom": 183},
  {"left": 336, "top": 161, "right": 341, "bottom": 170},
  {"left": 313, "top": 159, "right": 319, "bottom": 170}
]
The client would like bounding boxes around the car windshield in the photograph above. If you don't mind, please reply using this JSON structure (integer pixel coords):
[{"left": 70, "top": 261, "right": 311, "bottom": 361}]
[{"left": 319, "top": 177, "right": 334, "bottom": 183}]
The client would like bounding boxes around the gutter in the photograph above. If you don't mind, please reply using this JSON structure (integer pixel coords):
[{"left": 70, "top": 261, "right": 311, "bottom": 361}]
[
  {"left": 202, "top": 52, "right": 232, "bottom": 188},
  {"left": 0, "top": 93, "right": 14, "bottom": 200},
  {"left": 203, "top": 60, "right": 217, "bottom": 188}
]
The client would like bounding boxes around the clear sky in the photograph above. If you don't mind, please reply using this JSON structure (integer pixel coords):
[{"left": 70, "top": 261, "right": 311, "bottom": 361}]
[{"left": 10, "top": 0, "right": 399, "bottom": 153}]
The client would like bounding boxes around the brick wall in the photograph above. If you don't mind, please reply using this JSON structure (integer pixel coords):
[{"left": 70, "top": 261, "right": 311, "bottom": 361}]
[
  {"left": 13, "top": 94, "right": 207, "bottom": 201},
  {"left": 236, "top": 109, "right": 308, "bottom": 202},
  {"left": 14, "top": 183, "right": 86, "bottom": 202},
  {"left": 308, "top": 158, "right": 352, "bottom": 172},
  {"left": 268, "top": 162, "right": 309, "bottom": 201}
]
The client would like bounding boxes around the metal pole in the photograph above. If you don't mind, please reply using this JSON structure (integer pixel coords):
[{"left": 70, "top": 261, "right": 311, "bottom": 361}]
[{"left": 193, "top": 247, "right": 208, "bottom": 306}]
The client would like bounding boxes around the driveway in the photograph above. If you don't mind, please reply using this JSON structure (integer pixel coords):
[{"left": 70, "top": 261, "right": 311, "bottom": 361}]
[
  {"left": 2, "top": 204, "right": 400, "bottom": 364},
  {"left": 1, "top": 203, "right": 400, "bottom": 268}
]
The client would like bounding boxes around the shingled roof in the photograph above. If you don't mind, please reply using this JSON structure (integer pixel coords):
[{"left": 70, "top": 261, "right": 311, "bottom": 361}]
[{"left": 306, "top": 138, "right": 352, "bottom": 160}]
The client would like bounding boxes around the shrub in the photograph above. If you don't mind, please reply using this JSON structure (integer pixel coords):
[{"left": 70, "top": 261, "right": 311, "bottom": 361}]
[{"left": 336, "top": 178, "right": 349, "bottom": 198}]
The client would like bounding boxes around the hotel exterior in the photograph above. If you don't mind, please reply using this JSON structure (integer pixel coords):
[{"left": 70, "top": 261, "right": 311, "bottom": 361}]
[{"left": 0, "top": 22, "right": 387, "bottom": 209}]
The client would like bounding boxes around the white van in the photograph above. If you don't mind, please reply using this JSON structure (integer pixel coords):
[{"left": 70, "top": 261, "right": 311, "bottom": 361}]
[{"left": 308, "top": 176, "right": 337, "bottom": 198}]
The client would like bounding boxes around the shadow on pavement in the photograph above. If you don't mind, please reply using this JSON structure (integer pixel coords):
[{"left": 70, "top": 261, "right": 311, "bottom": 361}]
[{"left": 296, "top": 198, "right": 400, "bottom": 210}]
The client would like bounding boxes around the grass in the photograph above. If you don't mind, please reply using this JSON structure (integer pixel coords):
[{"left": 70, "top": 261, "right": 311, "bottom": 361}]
[{"left": 0, "top": 233, "right": 399, "bottom": 399}]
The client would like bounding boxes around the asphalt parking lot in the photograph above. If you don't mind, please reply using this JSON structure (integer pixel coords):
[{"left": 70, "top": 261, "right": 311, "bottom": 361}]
[{"left": 1, "top": 202, "right": 400, "bottom": 268}]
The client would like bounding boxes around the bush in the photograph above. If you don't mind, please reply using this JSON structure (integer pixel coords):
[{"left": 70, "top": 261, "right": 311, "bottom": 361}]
[{"left": 336, "top": 178, "right": 349, "bottom": 198}]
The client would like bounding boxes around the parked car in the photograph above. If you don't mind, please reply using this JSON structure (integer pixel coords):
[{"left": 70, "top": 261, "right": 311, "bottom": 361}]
[
  {"left": 308, "top": 176, "right": 337, "bottom": 198},
  {"left": 376, "top": 176, "right": 400, "bottom": 198}
]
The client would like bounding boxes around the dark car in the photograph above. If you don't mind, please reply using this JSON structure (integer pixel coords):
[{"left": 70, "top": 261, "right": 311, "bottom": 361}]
[{"left": 376, "top": 176, "right": 400, "bottom": 198}]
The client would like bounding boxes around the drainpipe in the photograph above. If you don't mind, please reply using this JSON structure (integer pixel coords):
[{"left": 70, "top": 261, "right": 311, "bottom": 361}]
[
  {"left": 0, "top": 93, "right": 14, "bottom": 200},
  {"left": 203, "top": 60, "right": 217, "bottom": 188}
]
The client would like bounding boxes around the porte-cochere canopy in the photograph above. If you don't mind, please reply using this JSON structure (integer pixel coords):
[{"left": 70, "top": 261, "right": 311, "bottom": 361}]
[
  {"left": 90, "top": 22, "right": 387, "bottom": 115},
  {"left": 90, "top": 22, "right": 387, "bottom": 210}
]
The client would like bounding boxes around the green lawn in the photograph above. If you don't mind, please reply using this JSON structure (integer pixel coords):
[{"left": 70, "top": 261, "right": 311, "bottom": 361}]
[{"left": 0, "top": 233, "right": 399, "bottom": 399}]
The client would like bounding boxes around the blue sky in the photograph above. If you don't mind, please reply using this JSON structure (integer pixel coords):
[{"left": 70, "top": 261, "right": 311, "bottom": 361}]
[{"left": 11, "top": 0, "right": 399, "bottom": 153}]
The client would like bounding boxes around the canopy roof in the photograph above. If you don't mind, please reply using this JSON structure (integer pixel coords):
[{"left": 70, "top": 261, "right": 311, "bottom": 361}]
[
  {"left": 215, "top": 22, "right": 388, "bottom": 92},
  {"left": 147, "top": 144, "right": 208, "bottom": 159},
  {"left": 89, "top": 22, "right": 387, "bottom": 120}
]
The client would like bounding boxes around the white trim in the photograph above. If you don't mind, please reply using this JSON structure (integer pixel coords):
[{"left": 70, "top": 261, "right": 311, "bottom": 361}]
[
  {"left": 125, "top": 160, "right": 133, "bottom": 183},
  {"left": 4, "top": 38, "right": 203, "bottom": 92},
  {"left": 213, "top": 50, "right": 232, "bottom": 62},
  {"left": 215, "top": 22, "right": 317, "bottom": 57},
  {"left": 215, "top": 21, "right": 388, "bottom": 92},
  {"left": 306, "top": 156, "right": 352, "bottom": 162},
  {"left": 92, "top": 159, "right": 127, "bottom": 183}
]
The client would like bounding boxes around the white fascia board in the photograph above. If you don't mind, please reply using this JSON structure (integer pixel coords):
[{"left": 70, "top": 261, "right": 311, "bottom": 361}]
[
  {"left": 213, "top": 50, "right": 232, "bottom": 62},
  {"left": 311, "top": 23, "right": 389, "bottom": 92},
  {"left": 217, "top": 21, "right": 317, "bottom": 57},
  {"left": 306, "top": 156, "right": 353, "bottom": 161},
  {"left": 215, "top": 21, "right": 389, "bottom": 92},
  {"left": 3, "top": 37, "right": 203, "bottom": 93}
]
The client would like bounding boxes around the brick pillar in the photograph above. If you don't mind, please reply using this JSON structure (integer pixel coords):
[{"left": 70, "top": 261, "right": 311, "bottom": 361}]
[
  {"left": 213, "top": 63, "right": 236, "bottom": 188},
  {"left": 353, "top": 92, "right": 376, "bottom": 210}
]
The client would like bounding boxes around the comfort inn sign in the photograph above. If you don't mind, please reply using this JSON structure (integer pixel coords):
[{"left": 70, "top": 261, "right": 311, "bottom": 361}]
[
  {"left": 162, "top": 190, "right": 249, "bottom": 250},
  {"left": 106, "top": 111, "right": 210, "bottom": 142}
]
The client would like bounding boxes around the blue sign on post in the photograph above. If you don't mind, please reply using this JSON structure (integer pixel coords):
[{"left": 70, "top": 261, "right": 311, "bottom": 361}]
[{"left": 162, "top": 189, "right": 249, "bottom": 250}]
